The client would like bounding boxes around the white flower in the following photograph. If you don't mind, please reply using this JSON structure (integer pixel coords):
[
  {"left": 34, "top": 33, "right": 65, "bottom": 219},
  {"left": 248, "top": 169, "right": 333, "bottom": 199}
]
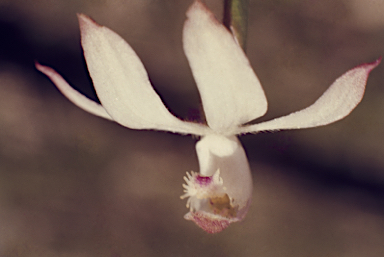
[{"left": 36, "top": 0, "right": 380, "bottom": 233}]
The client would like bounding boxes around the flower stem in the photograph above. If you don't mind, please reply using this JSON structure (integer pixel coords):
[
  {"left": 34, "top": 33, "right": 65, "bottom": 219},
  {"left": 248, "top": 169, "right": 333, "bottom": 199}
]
[{"left": 223, "top": 0, "right": 249, "bottom": 51}]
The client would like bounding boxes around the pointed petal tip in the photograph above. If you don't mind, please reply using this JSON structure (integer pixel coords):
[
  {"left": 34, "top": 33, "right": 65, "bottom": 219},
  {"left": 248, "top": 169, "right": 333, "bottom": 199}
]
[
  {"left": 35, "top": 61, "right": 55, "bottom": 77},
  {"left": 353, "top": 57, "right": 381, "bottom": 75},
  {"left": 34, "top": 60, "right": 42, "bottom": 70},
  {"left": 355, "top": 56, "right": 383, "bottom": 70},
  {"left": 187, "top": 0, "right": 204, "bottom": 14},
  {"left": 186, "top": 0, "right": 213, "bottom": 21},
  {"left": 186, "top": 0, "right": 228, "bottom": 34},
  {"left": 77, "top": 13, "right": 90, "bottom": 23},
  {"left": 365, "top": 56, "right": 382, "bottom": 71},
  {"left": 77, "top": 13, "right": 100, "bottom": 32},
  {"left": 372, "top": 56, "right": 381, "bottom": 64}
]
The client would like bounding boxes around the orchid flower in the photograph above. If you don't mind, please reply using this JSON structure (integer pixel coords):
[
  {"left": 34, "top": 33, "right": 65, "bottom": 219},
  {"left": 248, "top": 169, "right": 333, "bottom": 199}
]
[{"left": 36, "top": 0, "right": 380, "bottom": 234}]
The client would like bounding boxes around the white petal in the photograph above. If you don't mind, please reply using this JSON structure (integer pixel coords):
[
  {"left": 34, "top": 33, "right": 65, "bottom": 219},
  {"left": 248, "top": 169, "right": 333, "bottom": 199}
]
[
  {"left": 183, "top": 1, "right": 267, "bottom": 133},
  {"left": 35, "top": 62, "right": 113, "bottom": 120},
  {"left": 238, "top": 58, "right": 381, "bottom": 134},
  {"left": 79, "top": 14, "right": 210, "bottom": 135}
]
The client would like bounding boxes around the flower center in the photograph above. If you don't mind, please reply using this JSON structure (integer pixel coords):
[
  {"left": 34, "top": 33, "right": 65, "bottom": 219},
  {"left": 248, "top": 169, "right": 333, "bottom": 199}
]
[{"left": 180, "top": 169, "right": 237, "bottom": 219}]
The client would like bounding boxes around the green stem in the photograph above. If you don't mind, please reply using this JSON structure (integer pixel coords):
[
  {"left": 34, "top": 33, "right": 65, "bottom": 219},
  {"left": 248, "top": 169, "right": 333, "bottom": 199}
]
[{"left": 223, "top": 0, "right": 249, "bottom": 51}]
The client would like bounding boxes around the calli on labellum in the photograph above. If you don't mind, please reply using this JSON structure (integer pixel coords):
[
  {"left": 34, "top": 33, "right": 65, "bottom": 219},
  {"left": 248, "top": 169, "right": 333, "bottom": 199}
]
[{"left": 36, "top": 0, "right": 380, "bottom": 233}]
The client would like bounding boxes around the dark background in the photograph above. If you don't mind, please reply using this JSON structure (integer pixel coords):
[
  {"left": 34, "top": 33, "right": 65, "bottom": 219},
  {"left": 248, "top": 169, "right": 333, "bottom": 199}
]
[{"left": 0, "top": 0, "right": 384, "bottom": 256}]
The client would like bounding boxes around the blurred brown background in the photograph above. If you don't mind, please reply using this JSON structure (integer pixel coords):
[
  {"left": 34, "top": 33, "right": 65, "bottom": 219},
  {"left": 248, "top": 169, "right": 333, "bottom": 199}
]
[{"left": 0, "top": 0, "right": 384, "bottom": 256}]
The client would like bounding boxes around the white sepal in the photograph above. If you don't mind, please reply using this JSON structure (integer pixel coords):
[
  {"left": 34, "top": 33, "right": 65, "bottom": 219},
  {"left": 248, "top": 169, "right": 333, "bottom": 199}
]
[{"left": 183, "top": 1, "right": 267, "bottom": 133}]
